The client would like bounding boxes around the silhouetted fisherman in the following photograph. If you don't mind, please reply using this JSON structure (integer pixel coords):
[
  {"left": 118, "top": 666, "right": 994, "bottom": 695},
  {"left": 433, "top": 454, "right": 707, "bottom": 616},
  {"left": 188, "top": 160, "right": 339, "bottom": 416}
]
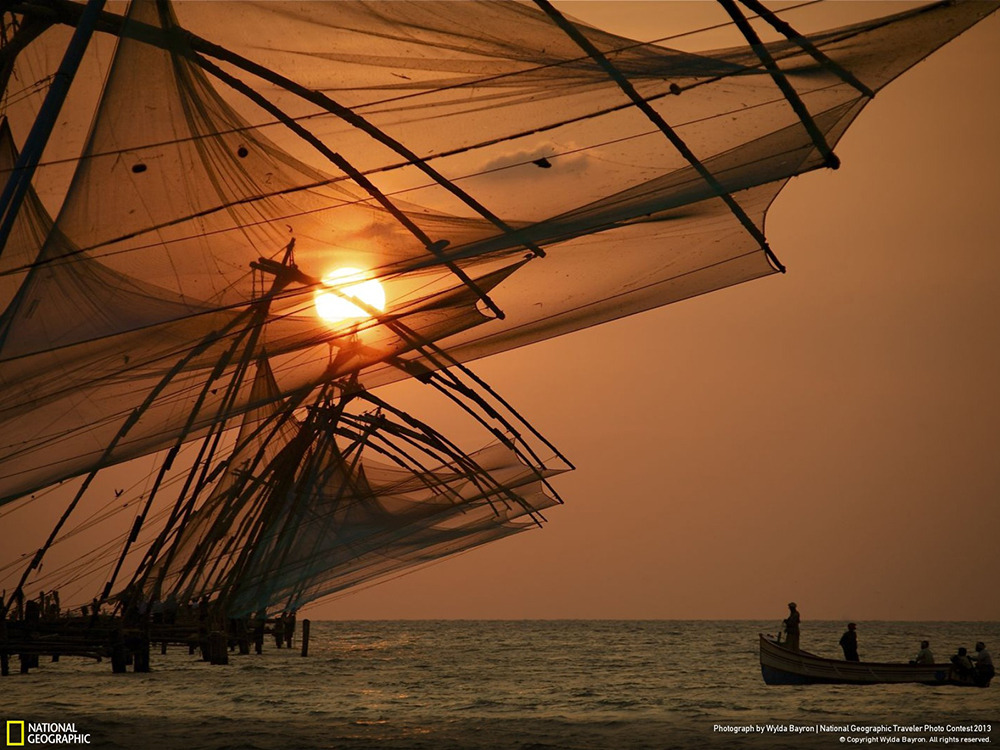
[
  {"left": 971, "top": 642, "right": 994, "bottom": 685},
  {"left": 910, "top": 640, "right": 934, "bottom": 664},
  {"left": 782, "top": 602, "right": 800, "bottom": 651},
  {"left": 950, "top": 647, "right": 974, "bottom": 680},
  {"left": 284, "top": 612, "right": 295, "bottom": 649},
  {"left": 839, "top": 623, "right": 859, "bottom": 661}
]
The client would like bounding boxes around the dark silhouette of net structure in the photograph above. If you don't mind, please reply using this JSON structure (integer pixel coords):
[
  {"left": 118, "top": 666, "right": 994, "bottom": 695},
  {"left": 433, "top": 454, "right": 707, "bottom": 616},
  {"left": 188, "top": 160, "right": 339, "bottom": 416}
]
[{"left": 0, "top": 0, "right": 995, "bottom": 670}]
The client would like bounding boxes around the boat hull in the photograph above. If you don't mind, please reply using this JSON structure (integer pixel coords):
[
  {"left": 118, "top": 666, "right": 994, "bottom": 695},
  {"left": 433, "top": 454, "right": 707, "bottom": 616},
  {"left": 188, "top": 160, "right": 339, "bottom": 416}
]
[{"left": 759, "top": 634, "right": 988, "bottom": 687}]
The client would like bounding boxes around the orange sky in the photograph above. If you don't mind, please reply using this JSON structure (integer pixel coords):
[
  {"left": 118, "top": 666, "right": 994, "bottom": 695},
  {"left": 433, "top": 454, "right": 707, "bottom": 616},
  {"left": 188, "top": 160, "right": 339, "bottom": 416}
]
[
  {"left": 4, "top": 3, "right": 998, "bottom": 622},
  {"left": 310, "top": 3, "right": 1000, "bottom": 621}
]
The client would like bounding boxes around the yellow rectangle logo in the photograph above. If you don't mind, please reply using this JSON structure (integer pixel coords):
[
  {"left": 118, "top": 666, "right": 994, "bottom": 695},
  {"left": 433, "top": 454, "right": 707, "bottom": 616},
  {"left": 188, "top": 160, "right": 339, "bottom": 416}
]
[{"left": 6, "top": 720, "right": 25, "bottom": 746}]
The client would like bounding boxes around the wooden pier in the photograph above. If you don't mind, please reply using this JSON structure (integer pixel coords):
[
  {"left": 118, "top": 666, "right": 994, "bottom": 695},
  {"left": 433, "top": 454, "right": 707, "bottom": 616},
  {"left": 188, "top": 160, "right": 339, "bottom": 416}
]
[{"left": 1, "top": 609, "right": 310, "bottom": 675}]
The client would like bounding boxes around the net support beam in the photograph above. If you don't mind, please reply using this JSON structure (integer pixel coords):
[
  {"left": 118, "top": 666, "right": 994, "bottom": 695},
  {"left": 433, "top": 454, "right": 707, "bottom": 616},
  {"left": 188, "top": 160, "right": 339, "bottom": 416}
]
[
  {"left": 0, "top": 0, "right": 104, "bottom": 259},
  {"left": 190, "top": 51, "right": 507, "bottom": 321},
  {"left": 533, "top": 0, "right": 785, "bottom": 273},
  {"left": 10, "top": 0, "right": 547, "bottom": 264},
  {"left": 0, "top": 13, "right": 52, "bottom": 99},
  {"left": 717, "top": 0, "right": 840, "bottom": 170},
  {"left": 736, "top": 0, "right": 875, "bottom": 99},
  {"left": 1, "top": 303, "right": 255, "bottom": 615}
]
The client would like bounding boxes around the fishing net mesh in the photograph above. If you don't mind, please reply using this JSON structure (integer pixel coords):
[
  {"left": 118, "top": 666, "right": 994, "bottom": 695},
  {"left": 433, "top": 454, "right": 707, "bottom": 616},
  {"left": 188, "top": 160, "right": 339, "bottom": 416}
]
[{"left": 0, "top": 0, "right": 995, "bottom": 611}]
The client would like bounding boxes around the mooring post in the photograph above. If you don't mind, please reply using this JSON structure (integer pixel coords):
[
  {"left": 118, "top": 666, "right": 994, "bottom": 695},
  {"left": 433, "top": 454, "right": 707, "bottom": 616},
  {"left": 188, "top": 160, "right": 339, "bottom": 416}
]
[{"left": 300, "top": 619, "right": 310, "bottom": 657}]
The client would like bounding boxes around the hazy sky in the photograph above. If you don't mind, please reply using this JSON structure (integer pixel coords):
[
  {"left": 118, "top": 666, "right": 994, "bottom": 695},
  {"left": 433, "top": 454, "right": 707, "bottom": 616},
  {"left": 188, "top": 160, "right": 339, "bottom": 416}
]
[
  {"left": 5, "top": 3, "right": 998, "bottom": 623},
  {"left": 311, "top": 3, "right": 1000, "bottom": 622}
]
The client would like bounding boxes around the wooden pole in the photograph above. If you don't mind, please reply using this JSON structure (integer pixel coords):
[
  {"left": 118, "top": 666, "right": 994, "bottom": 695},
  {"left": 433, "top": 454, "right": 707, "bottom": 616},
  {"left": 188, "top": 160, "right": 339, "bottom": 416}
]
[
  {"left": 111, "top": 631, "right": 127, "bottom": 673},
  {"left": 134, "top": 636, "right": 151, "bottom": 672},
  {"left": 0, "top": 616, "right": 7, "bottom": 676},
  {"left": 0, "top": 0, "right": 106, "bottom": 258},
  {"left": 209, "top": 631, "right": 228, "bottom": 665},
  {"left": 533, "top": 0, "right": 786, "bottom": 273},
  {"left": 300, "top": 619, "right": 310, "bottom": 658}
]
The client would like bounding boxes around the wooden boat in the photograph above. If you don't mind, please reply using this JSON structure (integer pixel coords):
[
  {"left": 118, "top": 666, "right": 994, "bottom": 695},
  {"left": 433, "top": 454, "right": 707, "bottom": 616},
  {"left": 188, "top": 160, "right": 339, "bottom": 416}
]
[{"left": 759, "top": 634, "right": 991, "bottom": 687}]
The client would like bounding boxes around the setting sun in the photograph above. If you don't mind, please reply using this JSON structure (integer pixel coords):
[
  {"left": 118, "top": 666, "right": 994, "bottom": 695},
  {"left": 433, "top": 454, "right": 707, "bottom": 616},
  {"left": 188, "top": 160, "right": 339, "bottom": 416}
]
[{"left": 314, "top": 267, "right": 386, "bottom": 323}]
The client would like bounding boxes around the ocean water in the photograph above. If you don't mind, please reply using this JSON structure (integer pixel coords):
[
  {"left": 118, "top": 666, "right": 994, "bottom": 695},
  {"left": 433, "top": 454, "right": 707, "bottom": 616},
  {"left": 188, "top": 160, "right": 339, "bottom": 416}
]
[{"left": 2, "top": 620, "right": 997, "bottom": 750}]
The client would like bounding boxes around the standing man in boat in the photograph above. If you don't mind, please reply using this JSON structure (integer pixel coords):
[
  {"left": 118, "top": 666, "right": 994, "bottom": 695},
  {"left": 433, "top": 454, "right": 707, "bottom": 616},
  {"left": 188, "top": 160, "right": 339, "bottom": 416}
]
[
  {"left": 783, "top": 602, "right": 800, "bottom": 651},
  {"left": 839, "top": 623, "right": 860, "bottom": 661}
]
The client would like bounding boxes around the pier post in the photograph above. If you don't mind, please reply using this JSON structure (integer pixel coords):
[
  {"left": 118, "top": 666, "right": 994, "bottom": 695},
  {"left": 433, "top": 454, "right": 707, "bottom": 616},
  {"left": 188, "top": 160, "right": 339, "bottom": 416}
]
[
  {"left": 0, "top": 618, "right": 7, "bottom": 675},
  {"left": 134, "top": 635, "right": 151, "bottom": 672},
  {"left": 111, "top": 641, "right": 127, "bottom": 673},
  {"left": 0, "top": 614, "right": 6, "bottom": 676},
  {"left": 254, "top": 617, "right": 264, "bottom": 655},
  {"left": 300, "top": 619, "right": 310, "bottom": 657},
  {"left": 233, "top": 617, "right": 249, "bottom": 655},
  {"left": 208, "top": 631, "right": 228, "bottom": 665}
]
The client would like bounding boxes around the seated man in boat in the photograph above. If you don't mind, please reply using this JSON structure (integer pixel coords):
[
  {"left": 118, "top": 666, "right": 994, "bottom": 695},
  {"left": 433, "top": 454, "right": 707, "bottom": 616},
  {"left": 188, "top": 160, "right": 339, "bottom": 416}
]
[
  {"left": 949, "top": 647, "right": 974, "bottom": 680},
  {"left": 782, "top": 602, "right": 800, "bottom": 651},
  {"left": 839, "top": 623, "right": 859, "bottom": 661},
  {"left": 910, "top": 640, "right": 934, "bottom": 665},
  {"left": 970, "top": 642, "right": 994, "bottom": 685}
]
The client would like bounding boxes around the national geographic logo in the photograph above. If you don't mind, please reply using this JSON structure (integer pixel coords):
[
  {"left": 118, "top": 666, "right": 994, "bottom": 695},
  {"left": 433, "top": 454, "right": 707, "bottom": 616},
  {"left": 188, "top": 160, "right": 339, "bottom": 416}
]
[
  {"left": 6, "top": 722, "right": 24, "bottom": 747},
  {"left": 5, "top": 722, "right": 90, "bottom": 745}
]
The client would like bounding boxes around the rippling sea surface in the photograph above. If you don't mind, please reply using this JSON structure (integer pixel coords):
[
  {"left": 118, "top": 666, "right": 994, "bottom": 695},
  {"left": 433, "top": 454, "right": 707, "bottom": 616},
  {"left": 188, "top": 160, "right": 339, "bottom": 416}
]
[{"left": 3, "top": 621, "right": 997, "bottom": 749}]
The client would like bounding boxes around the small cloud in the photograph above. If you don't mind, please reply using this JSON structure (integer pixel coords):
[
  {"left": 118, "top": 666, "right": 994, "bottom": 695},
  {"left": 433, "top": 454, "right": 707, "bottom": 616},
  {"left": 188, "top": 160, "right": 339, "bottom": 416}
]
[{"left": 476, "top": 141, "right": 594, "bottom": 179}]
